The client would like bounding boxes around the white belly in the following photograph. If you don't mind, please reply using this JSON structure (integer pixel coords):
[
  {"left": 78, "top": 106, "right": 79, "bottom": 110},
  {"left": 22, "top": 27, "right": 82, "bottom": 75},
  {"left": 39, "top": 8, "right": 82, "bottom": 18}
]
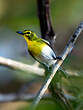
[{"left": 36, "top": 45, "right": 57, "bottom": 67}]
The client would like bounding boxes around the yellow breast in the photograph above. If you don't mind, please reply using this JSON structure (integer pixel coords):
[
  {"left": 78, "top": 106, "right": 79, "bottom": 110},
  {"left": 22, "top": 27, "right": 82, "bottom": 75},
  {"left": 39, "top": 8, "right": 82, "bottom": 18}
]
[{"left": 25, "top": 37, "right": 46, "bottom": 56}]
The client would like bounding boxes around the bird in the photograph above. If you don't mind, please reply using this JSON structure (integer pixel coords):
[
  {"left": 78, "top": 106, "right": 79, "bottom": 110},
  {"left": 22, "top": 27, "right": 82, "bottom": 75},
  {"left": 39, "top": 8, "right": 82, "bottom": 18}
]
[{"left": 16, "top": 30, "right": 62, "bottom": 68}]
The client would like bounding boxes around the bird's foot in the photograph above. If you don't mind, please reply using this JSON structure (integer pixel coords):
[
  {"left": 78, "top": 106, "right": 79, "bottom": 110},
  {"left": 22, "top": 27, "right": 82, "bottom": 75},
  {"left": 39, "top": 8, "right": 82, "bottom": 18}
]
[{"left": 56, "top": 56, "right": 62, "bottom": 60}]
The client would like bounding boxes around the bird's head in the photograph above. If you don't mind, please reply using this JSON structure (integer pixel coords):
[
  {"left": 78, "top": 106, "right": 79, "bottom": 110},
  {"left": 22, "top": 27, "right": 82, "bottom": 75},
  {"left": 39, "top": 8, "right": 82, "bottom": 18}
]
[{"left": 16, "top": 30, "right": 38, "bottom": 40}]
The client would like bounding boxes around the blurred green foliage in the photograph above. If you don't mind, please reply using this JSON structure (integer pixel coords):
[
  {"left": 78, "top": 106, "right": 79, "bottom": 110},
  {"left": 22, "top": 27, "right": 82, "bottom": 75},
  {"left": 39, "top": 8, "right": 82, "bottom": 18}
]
[{"left": 0, "top": 0, "right": 83, "bottom": 28}]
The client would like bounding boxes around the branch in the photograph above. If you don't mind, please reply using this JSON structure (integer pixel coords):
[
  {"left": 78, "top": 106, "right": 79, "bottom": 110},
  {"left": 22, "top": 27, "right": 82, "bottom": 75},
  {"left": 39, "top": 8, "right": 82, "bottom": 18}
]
[
  {"left": 0, "top": 57, "right": 78, "bottom": 77},
  {"left": 0, "top": 93, "right": 75, "bottom": 102},
  {"left": 48, "top": 83, "right": 73, "bottom": 110},
  {"left": 37, "top": 0, "right": 56, "bottom": 45},
  {"left": 0, "top": 57, "right": 44, "bottom": 76},
  {"left": 0, "top": 93, "right": 50, "bottom": 102},
  {"left": 30, "top": 22, "right": 83, "bottom": 109}
]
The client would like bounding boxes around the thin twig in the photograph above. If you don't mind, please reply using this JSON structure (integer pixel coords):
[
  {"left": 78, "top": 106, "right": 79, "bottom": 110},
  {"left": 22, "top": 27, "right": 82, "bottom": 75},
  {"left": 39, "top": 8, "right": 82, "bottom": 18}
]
[
  {"left": 0, "top": 93, "right": 75, "bottom": 102},
  {"left": 0, "top": 93, "right": 50, "bottom": 102},
  {"left": 49, "top": 82, "right": 73, "bottom": 110},
  {"left": 30, "top": 22, "right": 83, "bottom": 109},
  {"left": 0, "top": 57, "right": 44, "bottom": 76}
]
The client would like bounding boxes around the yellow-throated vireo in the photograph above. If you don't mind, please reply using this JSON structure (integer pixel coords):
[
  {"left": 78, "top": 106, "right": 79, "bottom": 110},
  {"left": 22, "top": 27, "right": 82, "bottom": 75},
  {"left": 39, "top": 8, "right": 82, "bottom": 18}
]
[{"left": 16, "top": 30, "right": 61, "bottom": 68}]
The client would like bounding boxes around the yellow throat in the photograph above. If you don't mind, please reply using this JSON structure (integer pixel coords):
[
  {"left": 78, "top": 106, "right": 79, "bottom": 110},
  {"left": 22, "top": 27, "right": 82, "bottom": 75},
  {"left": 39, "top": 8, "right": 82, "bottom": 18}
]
[{"left": 24, "top": 36, "right": 46, "bottom": 56}]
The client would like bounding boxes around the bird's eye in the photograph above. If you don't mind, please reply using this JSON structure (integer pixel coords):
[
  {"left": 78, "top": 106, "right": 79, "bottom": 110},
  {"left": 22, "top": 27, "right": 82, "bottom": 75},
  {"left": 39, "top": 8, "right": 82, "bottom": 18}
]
[{"left": 27, "top": 32, "right": 31, "bottom": 34}]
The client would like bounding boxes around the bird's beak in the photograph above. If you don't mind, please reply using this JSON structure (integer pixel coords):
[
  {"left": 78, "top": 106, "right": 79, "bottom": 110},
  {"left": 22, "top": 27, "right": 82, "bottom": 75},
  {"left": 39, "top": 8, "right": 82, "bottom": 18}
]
[{"left": 16, "top": 31, "right": 24, "bottom": 35}]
